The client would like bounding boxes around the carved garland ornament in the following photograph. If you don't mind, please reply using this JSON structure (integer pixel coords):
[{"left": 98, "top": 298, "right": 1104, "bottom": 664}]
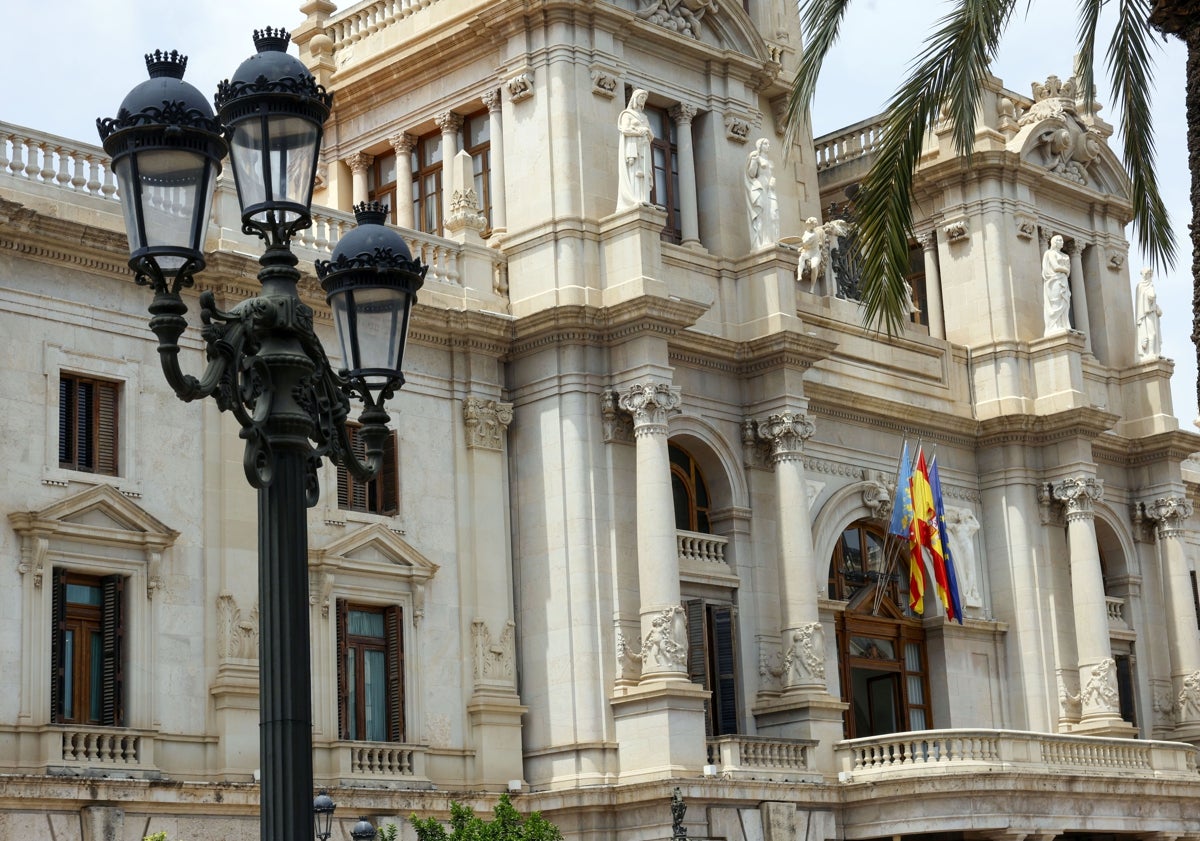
[
  {"left": 216, "top": 593, "right": 259, "bottom": 660},
  {"left": 471, "top": 619, "right": 516, "bottom": 684}
]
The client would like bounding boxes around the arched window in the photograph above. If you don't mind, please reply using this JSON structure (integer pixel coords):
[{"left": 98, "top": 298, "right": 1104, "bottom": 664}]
[
  {"left": 670, "top": 443, "right": 711, "bottom": 533},
  {"left": 828, "top": 520, "right": 931, "bottom": 739}
]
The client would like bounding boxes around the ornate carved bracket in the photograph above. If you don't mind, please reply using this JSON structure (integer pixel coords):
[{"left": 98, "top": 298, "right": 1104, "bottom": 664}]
[{"left": 463, "top": 397, "right": 514, "bottom": 450}]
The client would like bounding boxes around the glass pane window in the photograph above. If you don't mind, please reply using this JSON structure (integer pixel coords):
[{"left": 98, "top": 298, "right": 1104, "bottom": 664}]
[
  {"left": 53, "top": 570, "right": 124, "bottom": 726},
  {"left": 337, "top": 601, "right": 404, "bottom": 743},
  {"left": 669, "top": 443, "right": 712, "bottom": 533}
]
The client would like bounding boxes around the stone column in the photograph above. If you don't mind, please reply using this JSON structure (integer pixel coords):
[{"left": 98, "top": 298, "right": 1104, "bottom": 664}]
[
  {"left": 617, "top": 380, "right": 686, "bottom": 681},
  {"left": 435, "top": 111, "right": 463, "bottom": 230},
  {"left": 918, "top": 231, "right": 945, "bottom": 339},
  {"left": 388, "top": 133, "right": 417, "bottom": 230},
  {"left": 483, "top": 88, "right": 506, "bottom": 234},
  {"left": 669, "top": 103, "right": 701, "bottom": 248},
  {"left": 346, "top": 152, "right": 374, "bottom": 206},
  {"left": 1066, "top": 240, "right": 1092, "bottom": 351},
  {"left": 1144, "top": 497, "right": 1200, "bottom": 739},
  {"left": 756, "top": 411, "right": 825, "bottom": 692},
  {"left": 1052, "top": 477, "right": 1130, "bottom": 734}
]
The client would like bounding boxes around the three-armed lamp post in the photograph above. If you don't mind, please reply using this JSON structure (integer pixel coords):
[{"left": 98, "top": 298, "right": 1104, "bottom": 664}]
[{"left": 98, "top": 29, "right": 426, "bottom": 841}]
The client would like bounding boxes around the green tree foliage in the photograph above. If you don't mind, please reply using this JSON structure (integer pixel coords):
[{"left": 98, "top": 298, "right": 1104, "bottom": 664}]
[
  {"left": 410, "top": 795, "right": 563, "bottom": 841},
  {"left": 785, "top": 0, "right": 1176, "bottom": 335}
]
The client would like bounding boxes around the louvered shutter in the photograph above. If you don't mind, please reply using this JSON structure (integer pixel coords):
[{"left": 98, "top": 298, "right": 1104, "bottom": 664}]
[
  {"left": 380, "top": 433, "right": 399, "bottom": 516},
  {"left": 51, "top": 568, "right": 67, "bottom": 723},
  {"left": 336, "top": 599, "right": 349, "bottom": 739},
  {"left": 100, "top": 574, "right": 124, "bottom": 726},
  {"left": 709, "top": 605, "right": 738, "bottom": 736},
  {"left": 76, "top": 380, "right": 94, "bottom": 470},
  {"left": 96, "top": 381, "right": 118, "bottom": 476},
  {"left": 384, "top": 605, "right": 404, "bottom": 742},
  {"left": 684, "top": 599, "right": 712, "bottom": 737},
  {"left": 58, "top": 379, "right": 73, "bottom": 467}
]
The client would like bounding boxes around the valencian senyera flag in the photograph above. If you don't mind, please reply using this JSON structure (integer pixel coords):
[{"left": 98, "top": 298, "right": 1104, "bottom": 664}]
[
  {"left": 930, "top": 455, "right": 964, "bottom": 623},
  {"left": 909, "top": 447, "right": 948, "bottom": 618},
  {"left": 887, "top": 443, "right": 928, "bottom": 613}
]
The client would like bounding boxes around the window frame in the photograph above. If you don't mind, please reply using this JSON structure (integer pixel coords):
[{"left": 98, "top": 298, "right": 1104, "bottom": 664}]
[
  {"left": 646, "top": 104, "right": 682, "bottom": 244},
  {"left": 368, "top": 152, "right": 399, "bottom": 224},
  {"left": 52, "top": 569, "right": 125, "bottom": 727},
  {"left": 411, "top": 132, "right": 444, "bottom": 236},
  {"left": 461, "top": 110, "right": 492, "bottom": 232},
  {"left": 336, "top": 425, "right": 400, "bottom": 517},
  {"left": 670, "top": 442, "right": 711, "bottom": 533},
  {"left": 336, "top": 599, "right": 405, "bottom": 743},
  {"left": 58, "top": 373, "right": 120, "bottom": 476}
]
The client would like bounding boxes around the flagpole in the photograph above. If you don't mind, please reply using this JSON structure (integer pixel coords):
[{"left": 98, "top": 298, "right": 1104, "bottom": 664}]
[{"left": 873, "top": 437, "right": 920, "bottom": 615}]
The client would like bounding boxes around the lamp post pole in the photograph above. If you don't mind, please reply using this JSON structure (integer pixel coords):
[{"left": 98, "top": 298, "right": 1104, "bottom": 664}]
[{"left": 100, "top": 30, "right": 425, "bottom": 841}]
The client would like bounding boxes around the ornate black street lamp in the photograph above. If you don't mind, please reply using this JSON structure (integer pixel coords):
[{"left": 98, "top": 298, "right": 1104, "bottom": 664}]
[
  {"left": 98, "top": 29, "right": 426, "bottom": 841},
  {"left": 350, "top": 817, "right": 378, "bottom": 841},
  {"left": 313, "top": 790, "right": 336, "bottom": 841}
]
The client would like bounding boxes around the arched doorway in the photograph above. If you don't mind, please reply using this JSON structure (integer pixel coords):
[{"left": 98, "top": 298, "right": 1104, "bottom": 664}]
[{"left": 827, "top": 519, "right": 932, "bottom": 739}]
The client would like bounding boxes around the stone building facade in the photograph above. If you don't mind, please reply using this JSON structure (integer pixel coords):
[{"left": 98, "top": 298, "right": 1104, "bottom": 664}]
[{"left": 1, "top": 0, "right": 1199, "bottom": 839}]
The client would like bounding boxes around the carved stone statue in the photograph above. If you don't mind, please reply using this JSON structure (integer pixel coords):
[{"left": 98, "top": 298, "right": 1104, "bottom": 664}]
[
  {"left": 1042, "top": 235, "right": 1072, "bottom": 335},
  {"left": 616, "top": 88, "right": 654, "bottom": 212},
  {"left": 745, "top": 138, "right": 779, "bottom": 249},
  {"left": 797, "top": 216, "right": 824, "bottom": 286},
  {"left": 1135, "top": 267, "right": 1163, "bottom": 361}
]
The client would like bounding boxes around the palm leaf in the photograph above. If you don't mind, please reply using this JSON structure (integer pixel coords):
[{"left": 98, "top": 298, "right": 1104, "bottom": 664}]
[
  {"left": 1104, "top": 0, "right": 1177, "bottom": 269},
  {"left": 855, "top": 0, "right": 1018, "bottom": 333},
  {"left": 785, "top": 0, "right": 854, "bottom": 152}
]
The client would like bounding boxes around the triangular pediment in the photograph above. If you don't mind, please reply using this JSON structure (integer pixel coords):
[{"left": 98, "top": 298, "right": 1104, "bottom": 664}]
[
  {"left": 9, "top": 483, "right": 179, "bottom": 549},
  {"left": 313, "top": 522, "right": 438, "bottom": 582}
]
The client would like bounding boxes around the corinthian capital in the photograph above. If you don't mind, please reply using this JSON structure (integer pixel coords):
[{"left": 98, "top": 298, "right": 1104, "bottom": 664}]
[
  {"left": 435, "top": 111, "right": 463, "bottom": 134},
  {"left": 1143, "top": 496, "right": 1193, "bottom": 539},
  {"left": 463, "top": 397, "right": 514, "bottom": 451},
  {"left": 346, "top": 152, "right": 374, "bottom": 174},
  {"left": 755, "top": 412, "right": 815, "bottom": 462},
  {"left": 617, "top": 381, "right": 682, "bottom": 434},
  {"left": 1051, "top": 476, "right": 1103, "bottom": 519}
]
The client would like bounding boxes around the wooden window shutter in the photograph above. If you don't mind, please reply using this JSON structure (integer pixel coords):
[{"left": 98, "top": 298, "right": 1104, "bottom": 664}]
[
  {"left": 684, "top": 599, "right": 707, "bottom": 687},
  {"left": 100, "top": 574, "right": 124, "bottom": 726},
  {"left": 380, "top": 433, "right": 399, "bottom": 516},
  {"left": 96, "top": 381, "right": 118, "bottom": 476},
  {"left": 76, "top": 379, "right": 94, "bottom": 470},
  {"left": 1192, "top": 571, "right": 1200, "bottom": 631},
  {"left": 384, "top": 605, "right": 405, "bottom": 742},
  {"left": 51, "top": 568, "right": 67, "bottom": 723},
  {"left": 58, "top": 379, "right": 73, "bottom": 467},
  {"left": 709, "top": 605, "right": 738, "bottom": 736},
  {"left": 336, "top": 599, "right": 349, "bottom": 739}
]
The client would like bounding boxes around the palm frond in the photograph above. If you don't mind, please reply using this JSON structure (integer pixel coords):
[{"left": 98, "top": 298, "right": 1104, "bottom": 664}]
[
  {"left": 855, "top": 0, "right": 1018, "bottom": 333},
  {"left": 1104, "top": 0, "right": 1177, "bottom": 269},
  {"left": 784, "top": 0, "right": 854, "bottom": 152},
  {"left": 1075, "top": 0, "right": 1103, "bottom": 119}
]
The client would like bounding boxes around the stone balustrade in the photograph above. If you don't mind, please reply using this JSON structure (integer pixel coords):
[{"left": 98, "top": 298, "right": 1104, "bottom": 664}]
[
  {"left": 0, "top": 123, "right": 118, "bottom": 200},
  {"left": 838, "top": 729, "right": 1200, "bottom": 781},
  {"left": 677, "top": 530, "right": 727, "bottom": 566},
  {"left": 328, "top": 740, "right": 430, "bottom": 784},
  {"left": 325, "top": 0, "right": 446, "bottom": 51},
  {"left": 0, "top": 120, "right": 495, "bottom": 293},
  {"left": 813, "top": 115, "right": 886, "bottom": 173},
  {"left": 1106, "top": 595, "right": 1128, "bottom": 629},
  {"left": 706, "top": 735, "right": 819, "bottom": 783},
  {"left": 57, "top": 726, "right": 147, "bottom": 767}
]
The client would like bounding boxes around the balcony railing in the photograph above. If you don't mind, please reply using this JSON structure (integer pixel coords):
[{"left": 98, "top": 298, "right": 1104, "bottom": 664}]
[
  {"left": 837, "top": 729, "right": 1200, "bottom": 781},
  {"left": 707, "top": 735, "right": 819, "bottom": 783},
  {"left": 60, "top": 727, "right": 143, "bottom": 765},
  {"left": 325, "top": 740, "right": 429, "bottom": 785},
  {"left": 325, "top": 0, "right": 447, "bottom": 51},
  {"left": 677, "top": 530, "right": 727, "bottom": 566},
  {"left": 813, "top": 115, "right": 886, "bottom": 173},
  {"left": 0, "top": 120, "right": 495, "bottom": 293},
  {"left": 1106, "top": 596, "right": 1128, "bottom": 629}
]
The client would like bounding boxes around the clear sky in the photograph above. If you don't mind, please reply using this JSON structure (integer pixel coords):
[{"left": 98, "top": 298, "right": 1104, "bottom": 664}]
[{"left": 6, "top": 1, "right": 1194, "bottom": 426}]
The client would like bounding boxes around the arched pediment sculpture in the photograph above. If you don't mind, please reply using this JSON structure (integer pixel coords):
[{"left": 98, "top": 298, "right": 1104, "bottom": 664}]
[
  {"left": 1007, "top": 73, "right": 1129, "bottom": 198},
  {"left": 620, "top": 0, "right": 768, "bottom": 59}
]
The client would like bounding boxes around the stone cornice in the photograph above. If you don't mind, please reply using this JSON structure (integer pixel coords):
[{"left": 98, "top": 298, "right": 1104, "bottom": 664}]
[
  {"left": 508, "top": 297, "right": 708, "bottom": 359},
  {"left": 1094, "top": 429, "right": 1200, "bottom": 469},
  {"left": 669, "top": 329, "right": 838, "bottom": 377},
  {"left": 975, "top": 407, "right": 1120, "bottom": 450},
  {"left": 803, "top": 382, "right": 977, "bottom": 447}
]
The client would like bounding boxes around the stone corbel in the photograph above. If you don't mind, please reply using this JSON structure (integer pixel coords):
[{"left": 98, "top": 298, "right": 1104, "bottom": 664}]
[
  {"left": 1106, "top": 250, "right": 1125, "bottom": 272},
  {"left": 17, "top": 534, "right": 49, "bottom": 588},
  {"left": 413, "top": 582, "right": 426, "bottom": 624},
  {"left": 942, "top": 219, "right": 969, "bottom": 243},
  {"left": 309, "top": 562, "right": 335, "bottom": 617},
  {"left": 590, "top": 68, "right": 619, "bottom": 99},
  {"left": 724, "top": 113, "right": 752, "bottom": 144},
  {"left": 1015, "top": 216, "right": 1037, "bottom": 240},
  {"left": 506, "top": 72, "right": 534, "bottom": 103},
  {"left": 601, "top": 390, "right": 634, "bottom": 444},
  {"left": 146, "top": 550, "right": 163, "bottom": 599},
  {"left": 861, "top": 476, "right": 892, "bottom": 520}
]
